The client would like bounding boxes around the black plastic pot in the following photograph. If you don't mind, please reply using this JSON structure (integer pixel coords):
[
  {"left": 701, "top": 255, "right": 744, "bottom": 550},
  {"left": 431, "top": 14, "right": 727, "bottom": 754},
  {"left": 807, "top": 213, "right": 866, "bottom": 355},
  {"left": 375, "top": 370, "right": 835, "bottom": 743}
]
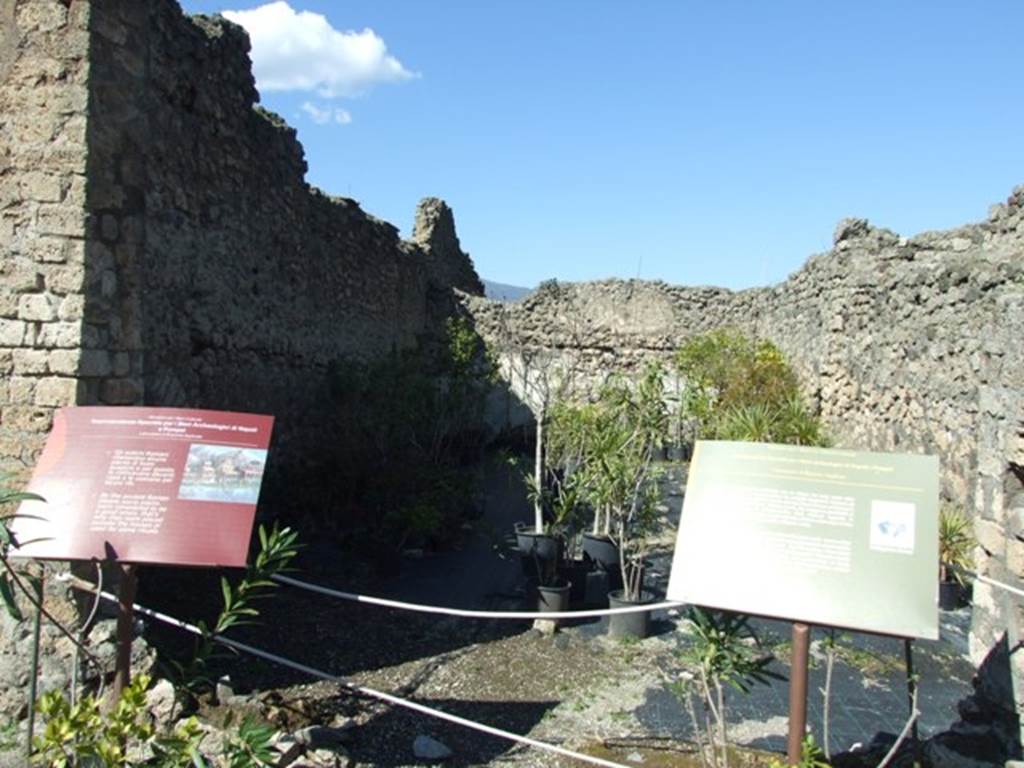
[
  {"left": 537, "top": 581, "right": 572, "bottom": 628},
  {"left": 583, "top": 569, "right": 610, "bottom": 608},
  {"left": 939, "top": 580, "right": 963, "bottom": 611},
  {"left": 666, "top": 444, "right": 688, "bottom": 462},
  {"left": 516, "top": 530, "right": 560, "bottom": 562},
  {"left": 560, "top": 559, "right": 592, "bottom": 607},
  {"left": 582, "top": 533, "right": 620, "bottom": 571},
  {"left": 607, "top": 589, "right": 656, "bottom": 640}
]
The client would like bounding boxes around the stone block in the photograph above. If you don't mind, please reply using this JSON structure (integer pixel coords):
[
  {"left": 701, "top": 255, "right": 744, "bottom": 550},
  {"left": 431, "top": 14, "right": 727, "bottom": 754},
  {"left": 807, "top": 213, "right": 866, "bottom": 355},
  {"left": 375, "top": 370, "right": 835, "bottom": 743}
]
[
  {"left": 0, "top": 351, "right": 11, "bottom": 376},
  {"left": 34, "top": 377, "right": 78, "bottom": 407},
  {"left": 975, "top": 518, "right": 1007, "bottom": 557},
  {"left": 19, "top": 172, "right": 61, "bottom": 203},
  {"left": 100, "top": 214, "right": 118, "bottom": 242},
  {"left": 26, "top": 237, "right": 69, "bottom": 264},
  {"left": 7, "top": 377, "right": 35, "bottom": 404},
  {"left": 64, "top": 176, "right": 86, "bottom": 209},
  {"left": 0, "top": 288, "right": 16, "bottom": 319},
  {"left": 11, "top": 349, "right": 48, "bottom": 375},
  {"left": 100, "top": 270, "right": 117, "bottom": 298},
  {"left": 37, "top": 205, "right": 86, "bottom": 237},
  {"left": 47, "top": 264, "right": 85, "bottom": 295},
  {"left": 47, "top": 350, "right": 79, "bottom": 376},
  {"left": 15, "top": 3, "right": 68, "bottom": 33},
  {"left": 18, "top": 294, "right": 57, "bottom": 322},
  {"left": 0, "top": 320, "right": 26, "bottom": 346},
  {"left": 0, "top": 406, "right": 52, "bottom": 433},
  {"left": 78, "top": 349, "right": 111, "bottom": 377},
  {"left": 112, "top": 352, "right": 131, "bottom": 377},
  {"left": 1007, "top": 538, "right": 1024, "bottom": 579},
  {"left": 57, "top": 295, "right": 84, "bottom": 321},
  {"left": 100, "top": 378, "right": 140, "bottom": 405},
  {"left": 34, "top": 322, "right": 80, "bottom": 348},
  {"left": 3, "top": 264, "right": 42, "bottom": 294}
]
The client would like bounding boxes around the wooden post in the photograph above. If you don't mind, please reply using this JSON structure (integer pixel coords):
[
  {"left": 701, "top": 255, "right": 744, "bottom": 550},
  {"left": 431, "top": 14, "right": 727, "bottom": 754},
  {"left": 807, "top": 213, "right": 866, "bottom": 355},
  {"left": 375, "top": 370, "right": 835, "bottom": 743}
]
[
  {"left": 787, "top": 622, "right": 811, "bottom": 765},
  {"left": 110, "top": 563, "right": 137, "bottom": 705}
]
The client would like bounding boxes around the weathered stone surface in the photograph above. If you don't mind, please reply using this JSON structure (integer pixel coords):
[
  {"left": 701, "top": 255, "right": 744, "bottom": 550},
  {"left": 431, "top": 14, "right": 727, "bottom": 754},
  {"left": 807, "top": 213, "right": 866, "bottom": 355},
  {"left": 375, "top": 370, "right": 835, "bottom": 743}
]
[
  {"left": 34, "top": 376, "right": 78, "bottom": 407},
  {"left": 11, "top": 349, "right": 48, "bottom": 375},
  {"left": 18, "top": 293, "right": 58, "bottom": 321},
  {"left": 413, "top": 735, "right": 452, "bottom": 761}
]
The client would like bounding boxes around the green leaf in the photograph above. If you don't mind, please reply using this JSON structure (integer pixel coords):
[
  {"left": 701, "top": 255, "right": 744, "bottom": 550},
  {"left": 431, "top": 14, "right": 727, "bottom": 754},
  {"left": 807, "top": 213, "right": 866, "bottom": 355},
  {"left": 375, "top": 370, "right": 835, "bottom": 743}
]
[
  {"left": 221, "top": 577, "right": 233, "bottom": 611},
  {"left": 0, "top": 576, "right": 22, "bottom": 622}
]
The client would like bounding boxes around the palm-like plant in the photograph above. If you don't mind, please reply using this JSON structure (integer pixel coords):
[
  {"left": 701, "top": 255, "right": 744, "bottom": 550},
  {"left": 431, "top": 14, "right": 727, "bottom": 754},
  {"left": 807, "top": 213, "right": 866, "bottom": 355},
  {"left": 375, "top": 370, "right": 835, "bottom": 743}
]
[{"left": 939, "top": 504, "right": 974, "bottom": 585}]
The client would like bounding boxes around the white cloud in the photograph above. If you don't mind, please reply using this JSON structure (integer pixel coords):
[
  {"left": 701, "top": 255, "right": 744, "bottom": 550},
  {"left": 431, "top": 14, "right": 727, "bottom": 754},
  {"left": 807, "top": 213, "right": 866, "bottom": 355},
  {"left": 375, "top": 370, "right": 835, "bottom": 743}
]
[
  {"left": 301, "top": 101, "right": 353, "bottom": 125},
  {"left": 223, "top": 1, "right": 417, "bottom": 98}
]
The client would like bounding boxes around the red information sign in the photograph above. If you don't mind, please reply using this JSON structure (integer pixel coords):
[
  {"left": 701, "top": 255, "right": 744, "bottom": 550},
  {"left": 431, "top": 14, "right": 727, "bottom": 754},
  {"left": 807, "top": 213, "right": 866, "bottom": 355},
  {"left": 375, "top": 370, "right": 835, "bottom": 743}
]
[{"left": 11, "top": 407, "right": 274, "bottom": 567}]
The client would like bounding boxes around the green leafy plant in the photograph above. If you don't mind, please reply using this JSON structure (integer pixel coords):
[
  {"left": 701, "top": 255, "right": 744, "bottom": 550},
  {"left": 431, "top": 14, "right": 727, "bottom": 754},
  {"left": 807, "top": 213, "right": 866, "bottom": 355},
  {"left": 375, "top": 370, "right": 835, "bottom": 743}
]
[
  {"left": 32, "top": 673, "right": 207, "bottom": 767},
  {"left": 673, "top": 329, "right": 828, "bottom": 447},
  {"left": 174, "top": 523, "right": 300, "bottom": 697},
  {"left": 767, "top": 733, "right": 830, "bottom": 768},
  {"left": 0, "top": 474, "right": 46, "bottom": 622},
  {"left": 222, "top": 715, "right": 276, "bottom": 768},
  {"left": 670, "top": 607, "right": 783, "bottom": 768},
  {"left": 939, "top": 504, "right": 974, "bottom": 585},
  {"left": 33, "top": 673, "right": 278, "bottom": 767},
  {"left": 545, "top": 363, "right": 668, "bottom": 600},
  {"left": 326, "top": 314, "right": 495, "bottom": 556}
]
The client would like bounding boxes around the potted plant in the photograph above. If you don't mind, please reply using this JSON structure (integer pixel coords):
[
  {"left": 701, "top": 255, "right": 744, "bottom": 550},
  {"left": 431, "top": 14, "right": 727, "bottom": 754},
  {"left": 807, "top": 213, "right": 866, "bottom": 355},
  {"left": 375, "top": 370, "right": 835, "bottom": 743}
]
[
  {"left": 939, "top": 504, "right": 974, "bottom": 610},
  {"left": 582, "top": 365, "right": 668, "bottom": 637}
]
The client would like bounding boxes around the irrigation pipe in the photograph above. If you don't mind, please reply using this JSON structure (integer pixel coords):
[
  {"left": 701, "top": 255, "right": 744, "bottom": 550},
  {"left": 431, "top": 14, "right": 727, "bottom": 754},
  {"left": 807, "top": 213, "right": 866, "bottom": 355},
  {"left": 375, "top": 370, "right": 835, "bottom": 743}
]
[
  {"left": 60, "top": 575, "right": 639, "bottom": 768},
  {"left": 271, "top": 573, "right": 685, "bottom": 619}
]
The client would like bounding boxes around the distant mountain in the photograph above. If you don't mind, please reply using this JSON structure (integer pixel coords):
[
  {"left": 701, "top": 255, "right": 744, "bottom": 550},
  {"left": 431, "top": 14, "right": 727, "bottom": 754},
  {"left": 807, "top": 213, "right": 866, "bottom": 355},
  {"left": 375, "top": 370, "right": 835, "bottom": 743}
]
[{"left": 482, "top": 279, "right": 533, "bottom": 302}]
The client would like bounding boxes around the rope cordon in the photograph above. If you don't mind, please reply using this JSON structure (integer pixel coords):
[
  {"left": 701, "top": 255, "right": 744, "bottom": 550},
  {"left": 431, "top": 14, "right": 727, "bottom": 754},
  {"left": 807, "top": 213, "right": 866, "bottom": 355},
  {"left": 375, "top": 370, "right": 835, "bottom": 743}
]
[
  {"left": 60, "top": 575, "right": 639, "bottom": 768},
  {"left": 271, "top": 573, "right": 685, "bottom": 619}
]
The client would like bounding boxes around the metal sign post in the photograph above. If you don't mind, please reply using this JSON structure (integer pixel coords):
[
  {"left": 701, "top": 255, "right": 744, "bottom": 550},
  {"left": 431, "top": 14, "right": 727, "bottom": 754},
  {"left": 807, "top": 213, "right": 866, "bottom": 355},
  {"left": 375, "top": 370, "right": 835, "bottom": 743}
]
[
  {"left": 109, "top": 563, "right": 137, "bottom": 707},
  {"left": 25, "top": 568, "right": 43, "bottom": 762},
  {"left": 787, "top": 622, "right": 811, "bottom": 765}
]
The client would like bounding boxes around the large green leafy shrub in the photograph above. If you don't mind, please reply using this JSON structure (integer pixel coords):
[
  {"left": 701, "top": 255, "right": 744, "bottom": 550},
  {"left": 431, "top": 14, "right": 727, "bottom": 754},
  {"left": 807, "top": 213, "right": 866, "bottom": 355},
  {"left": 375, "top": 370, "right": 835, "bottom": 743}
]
[
  {"left": 674, "top": 329, "right": 827, "bottom": 446},
  {"left": 326, "top": 316, "right": 497, "bottom": 556}
]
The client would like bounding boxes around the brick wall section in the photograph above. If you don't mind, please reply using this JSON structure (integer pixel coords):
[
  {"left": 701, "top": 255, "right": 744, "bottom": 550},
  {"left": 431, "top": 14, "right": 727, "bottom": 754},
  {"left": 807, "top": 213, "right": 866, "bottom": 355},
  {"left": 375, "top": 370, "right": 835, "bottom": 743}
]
[{"left": 0, "top": 1, "right": 91, "bottom": 475}]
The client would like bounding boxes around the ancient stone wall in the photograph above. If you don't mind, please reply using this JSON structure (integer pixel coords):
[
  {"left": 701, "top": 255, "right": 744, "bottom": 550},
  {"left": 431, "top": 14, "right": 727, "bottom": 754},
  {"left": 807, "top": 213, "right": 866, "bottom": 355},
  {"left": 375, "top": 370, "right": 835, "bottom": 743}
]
[
  {"left": 0, "top": 0, "right": 481, "bottom": 485},
  {"left": 466, "top": 186, "right": 1024, "bottom": 752},
  {"left": 0, "top": 1, "right": 91, "bottom": 475},
  {"left": 0, "top": 0, "right": 481, "bottom": 721},
  {"left": 468, "top": 190, "right": 1024, "bottom": 508}
]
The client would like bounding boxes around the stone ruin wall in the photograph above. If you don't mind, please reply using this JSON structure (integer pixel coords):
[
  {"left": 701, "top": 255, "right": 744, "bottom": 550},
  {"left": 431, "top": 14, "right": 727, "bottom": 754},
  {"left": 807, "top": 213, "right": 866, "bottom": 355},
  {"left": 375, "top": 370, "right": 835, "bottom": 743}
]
[
  {"left": 1, "top": 0, "right": 1023, "bottom": 750},
  {"left": 0, "top": 0, "right": 482, "bottom": 720},
  {"left": 466, "top": 188, "right": 1024, "bottom": 742},
  {"left": 0, "top": 0, "right": 483, "bottom": 486}
]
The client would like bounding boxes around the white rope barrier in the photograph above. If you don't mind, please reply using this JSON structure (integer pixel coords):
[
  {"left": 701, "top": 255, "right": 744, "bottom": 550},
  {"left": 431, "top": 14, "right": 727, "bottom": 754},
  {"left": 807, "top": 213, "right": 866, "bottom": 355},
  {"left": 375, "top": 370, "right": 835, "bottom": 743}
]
[
  {"left": 61, "top": 576, "right": 637, "bottom": 768},
  {"left": 952, "top": 565, "right": 1024, "bottom": 600},
  {"left": 271, "top": 573, "right": 685, "bottom": 619}
]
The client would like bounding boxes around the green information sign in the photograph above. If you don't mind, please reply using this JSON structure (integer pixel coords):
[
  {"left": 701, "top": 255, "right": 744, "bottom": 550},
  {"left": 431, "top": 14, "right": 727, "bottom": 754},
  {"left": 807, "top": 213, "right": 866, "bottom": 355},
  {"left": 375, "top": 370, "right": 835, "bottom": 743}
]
[{"left": 667, "top": 441, "right": 939, "bottom": 639}]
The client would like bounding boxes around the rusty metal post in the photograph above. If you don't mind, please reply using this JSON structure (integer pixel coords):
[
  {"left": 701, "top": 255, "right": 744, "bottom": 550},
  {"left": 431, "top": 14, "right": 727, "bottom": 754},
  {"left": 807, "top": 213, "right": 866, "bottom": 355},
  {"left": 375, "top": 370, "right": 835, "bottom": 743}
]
[
  {"left": 904, "top": 638, "right": 921, "bottom": 766},
  {"left": 787, "top": 622, "right": 811, "bottom": 764},
  {"left": 110, "top": 563, "right": 137, "bottom": 706}
]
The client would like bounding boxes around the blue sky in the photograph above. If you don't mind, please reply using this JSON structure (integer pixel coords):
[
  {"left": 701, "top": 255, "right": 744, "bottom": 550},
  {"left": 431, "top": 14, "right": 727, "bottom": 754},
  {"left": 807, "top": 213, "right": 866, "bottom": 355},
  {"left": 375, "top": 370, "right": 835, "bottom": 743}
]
[{"left": 179, "top": 1, "right": 1023, "bottom": 290}]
